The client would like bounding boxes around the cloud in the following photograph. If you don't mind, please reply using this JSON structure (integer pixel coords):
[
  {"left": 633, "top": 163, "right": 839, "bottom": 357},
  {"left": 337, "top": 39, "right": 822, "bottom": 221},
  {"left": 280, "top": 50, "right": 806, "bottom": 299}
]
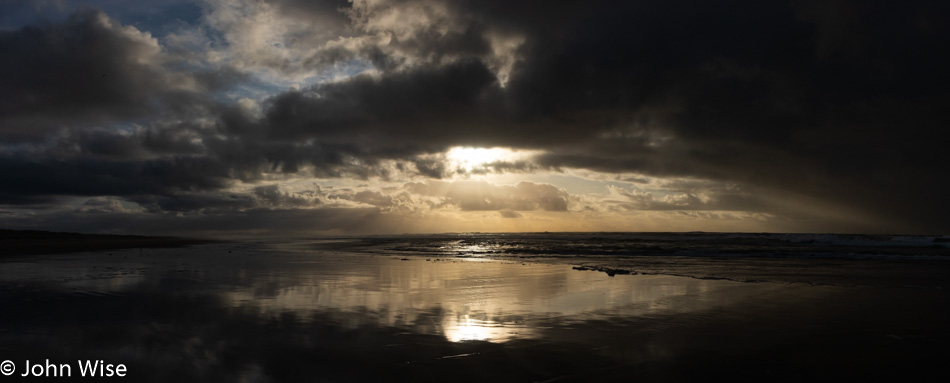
[
  {"left": 0, "top": 10, "right": 223, "bottom": 142},
  {"left": 404, "top": 180, "right": 569, "bottom": 212},
  {"left": 498, "top": 210, "right": 522, "bottom": 219},
  {"left": 76, "top": 196, "right": 139, "bottom": 214},
  {"left": 197, "top": 0, "right": 352, "bottom": 79},
  {"left": 252, "top": 184, "right": 318, "bottom": 208},
  {"left": 1, "top": 1, "right": 948, "bottom": 234}
]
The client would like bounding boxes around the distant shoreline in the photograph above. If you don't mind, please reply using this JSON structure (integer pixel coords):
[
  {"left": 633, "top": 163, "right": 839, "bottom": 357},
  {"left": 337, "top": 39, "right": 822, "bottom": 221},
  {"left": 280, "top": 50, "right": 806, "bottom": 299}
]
[{"left": 0, "top": 229, "right": 220, "bottom": 257}]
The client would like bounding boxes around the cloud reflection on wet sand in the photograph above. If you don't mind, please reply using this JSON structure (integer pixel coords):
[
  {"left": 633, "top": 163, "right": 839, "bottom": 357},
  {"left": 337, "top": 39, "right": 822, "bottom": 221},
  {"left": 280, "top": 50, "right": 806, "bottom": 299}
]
[{"left": 1, "top": 243, "right": 948, "bottom": 381}]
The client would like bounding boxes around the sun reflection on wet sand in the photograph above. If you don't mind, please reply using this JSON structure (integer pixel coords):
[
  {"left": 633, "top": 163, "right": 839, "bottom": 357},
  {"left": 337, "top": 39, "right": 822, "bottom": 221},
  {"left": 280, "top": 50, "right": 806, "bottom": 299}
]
[
  {"left": 3, "top": 242, "right": 949, "bottom": 382},
  {"left": 213, "top": 251, "right": 775, "bottom": 343},
  {"left": 0, "top": 244, "right": 780, "bottom": 345},
  {"left": 446, "top": 314, "right": 516, "bottom": 342}
]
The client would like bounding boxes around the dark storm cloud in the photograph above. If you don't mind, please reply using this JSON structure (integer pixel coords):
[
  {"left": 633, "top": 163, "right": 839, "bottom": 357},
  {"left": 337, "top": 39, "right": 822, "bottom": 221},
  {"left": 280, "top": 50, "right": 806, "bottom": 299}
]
[
  {"left": 2, "top": 0, "right": 949, "bottom": 233},
  {"left": 510, "top": 0, "right": 949, "bottom": 232},
  {"left": 262, "top": 59, "right": 505, "bottom": 147},
  {"left": 232, "top": 0, "right": 948, "bottom": 232},
  {"left": 0, "top": 9, "right": 221, "bottom": 142},
  {"left": 0, "top": 154, "right": 233, "bottom": 204},
  {"left": 125, "top": 185, "right": 319, "bottom": 214}
]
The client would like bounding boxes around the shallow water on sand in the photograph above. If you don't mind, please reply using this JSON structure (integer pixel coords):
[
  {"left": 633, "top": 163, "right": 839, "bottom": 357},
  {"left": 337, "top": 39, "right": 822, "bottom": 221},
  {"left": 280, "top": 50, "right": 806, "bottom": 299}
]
[{"left": 1, "top": 242, "right": 948, "bottom": 382}]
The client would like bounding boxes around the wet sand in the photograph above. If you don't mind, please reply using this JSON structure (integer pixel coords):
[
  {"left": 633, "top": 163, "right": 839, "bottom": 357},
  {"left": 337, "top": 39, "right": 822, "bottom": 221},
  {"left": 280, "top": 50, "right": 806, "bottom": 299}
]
[{"left": 1, "top": 241, "right": 948, "bottom": 381}]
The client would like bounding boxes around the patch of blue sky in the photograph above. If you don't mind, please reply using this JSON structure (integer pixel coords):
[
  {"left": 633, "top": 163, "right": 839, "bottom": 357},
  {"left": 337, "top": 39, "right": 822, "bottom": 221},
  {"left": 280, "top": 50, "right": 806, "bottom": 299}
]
[
  {"left": 0, "top": 0, "right": 202, "bottom": 36},
  {"left": 0, "top": 0, "right": 71, "bottom": 30},
  {"left": 312, "top": 59, "right": 377, "bottom": 84},
  {"left": 219, "top": 75, "right": 291, "bottom": 103},
  {"left": 220, "top": 58, "right": 377, "bottom": 102},
  {"left": 122, "top": 0, "right": 202, "bottom": 38}
]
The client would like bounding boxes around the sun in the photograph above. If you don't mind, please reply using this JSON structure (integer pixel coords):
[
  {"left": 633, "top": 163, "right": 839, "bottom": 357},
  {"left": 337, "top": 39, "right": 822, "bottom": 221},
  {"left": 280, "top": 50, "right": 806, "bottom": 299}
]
[{"left": 446, "top": 147, "right": 520, "bottom": 171}]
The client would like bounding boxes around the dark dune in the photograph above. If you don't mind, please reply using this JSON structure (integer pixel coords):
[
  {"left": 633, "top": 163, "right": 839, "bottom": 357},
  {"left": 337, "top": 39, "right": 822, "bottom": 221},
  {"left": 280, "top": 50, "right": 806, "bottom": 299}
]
[{"left": 0, "top": 229, "right": 218, "bottom": 257}]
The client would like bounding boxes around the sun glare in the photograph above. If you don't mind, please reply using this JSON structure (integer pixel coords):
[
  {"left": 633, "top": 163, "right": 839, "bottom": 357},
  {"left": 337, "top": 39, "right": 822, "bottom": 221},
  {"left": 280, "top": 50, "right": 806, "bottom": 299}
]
[{"left": 446, "top": 147, "right": 528, "bottom": 172}]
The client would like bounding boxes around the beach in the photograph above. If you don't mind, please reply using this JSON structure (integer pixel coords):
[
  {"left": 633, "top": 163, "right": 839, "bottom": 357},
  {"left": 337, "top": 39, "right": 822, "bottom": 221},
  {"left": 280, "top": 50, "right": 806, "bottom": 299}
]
[
  {"left": 1, "top": 238, "right": 948, "bottom": 381},
  {"left": 5, "top": 1, "right": 949, "bottom": 381}
]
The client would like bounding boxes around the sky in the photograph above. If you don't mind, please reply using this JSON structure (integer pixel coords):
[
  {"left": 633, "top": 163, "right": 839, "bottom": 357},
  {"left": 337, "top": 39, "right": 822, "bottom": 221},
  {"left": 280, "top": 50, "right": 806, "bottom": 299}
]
[{"left": 0, "top": 0, "right": 948, "bottom": 237}]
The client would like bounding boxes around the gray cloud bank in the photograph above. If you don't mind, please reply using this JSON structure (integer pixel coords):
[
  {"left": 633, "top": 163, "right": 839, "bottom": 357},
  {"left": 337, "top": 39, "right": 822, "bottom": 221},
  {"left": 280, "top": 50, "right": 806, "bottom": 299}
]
[{"left": 1, "top": 0, "right": 948, "bottom": 235}]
